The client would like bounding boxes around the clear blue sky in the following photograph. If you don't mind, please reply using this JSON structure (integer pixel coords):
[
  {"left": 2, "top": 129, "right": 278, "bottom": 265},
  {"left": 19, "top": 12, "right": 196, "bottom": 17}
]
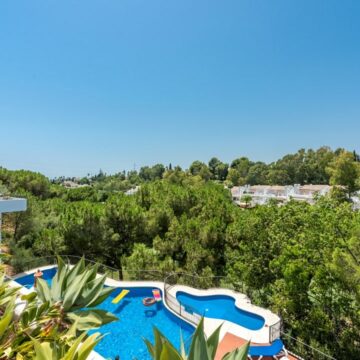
[{"left": 0, "top": 0, "right": 359, "bottom": 177}]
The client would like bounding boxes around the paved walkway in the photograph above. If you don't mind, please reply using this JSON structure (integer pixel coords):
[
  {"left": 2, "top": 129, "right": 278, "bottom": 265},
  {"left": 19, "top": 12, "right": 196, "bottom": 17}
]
[{"left": 215, "top": 333, "right": 248, "bottom": 360}]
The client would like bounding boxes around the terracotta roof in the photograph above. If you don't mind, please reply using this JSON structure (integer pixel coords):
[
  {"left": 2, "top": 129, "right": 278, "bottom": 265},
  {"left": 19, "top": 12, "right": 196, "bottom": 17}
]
[{"left": 215, "top": 333, "right": 247, "bottom": 360}]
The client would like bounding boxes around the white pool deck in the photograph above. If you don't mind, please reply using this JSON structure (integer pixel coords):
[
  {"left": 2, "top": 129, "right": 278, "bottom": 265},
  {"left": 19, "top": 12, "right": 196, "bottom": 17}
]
[{"left": 11, "top": 265, "right": 282, "bottom": 359}]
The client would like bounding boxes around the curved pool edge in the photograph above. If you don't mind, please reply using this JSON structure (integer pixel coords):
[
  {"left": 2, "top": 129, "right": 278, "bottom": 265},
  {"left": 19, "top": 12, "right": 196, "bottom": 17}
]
[
  {"left": 10, "top": 266, "right": 281, "bottom": 346},
  {"left": 169, "top": 284, "right": 281, "bottom": 344},
  {"left": 11, "top": 266, "right": 184, "bottom": 328},
  {"left": 11, "top": 264, "right": 59, "bottom": 280},
  {"left": 176, "top": 291, "right": 265, "bottom": 330},
  {"left": 103, "top": 277, "right": 197, "bottom": 330}
]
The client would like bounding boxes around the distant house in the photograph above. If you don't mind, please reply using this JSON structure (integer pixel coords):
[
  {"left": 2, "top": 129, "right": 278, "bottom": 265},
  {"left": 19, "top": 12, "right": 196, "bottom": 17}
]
[
  {"left": 62, "top": 180, "right": 89, "bottom": 189},
  {"left": 231, "top": 184, "right": 332, "bottom": 206},
  {"left": 351, "top": 191, "right": 360, "bottom": 210},
  {"left": 125, "top": 186, "right": 140, "bottom": 196}
]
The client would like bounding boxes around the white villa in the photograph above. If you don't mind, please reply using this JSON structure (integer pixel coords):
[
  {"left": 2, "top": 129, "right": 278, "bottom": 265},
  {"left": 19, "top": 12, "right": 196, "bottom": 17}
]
[
  {"left": 231, "top": 184, "right": 332, "bottom": 206},
  {"left": 351, "top": 191, "right": 360, "bottom": 210},
  {"left": 125, "top": 186, "right": 140, "bottom": 196}
]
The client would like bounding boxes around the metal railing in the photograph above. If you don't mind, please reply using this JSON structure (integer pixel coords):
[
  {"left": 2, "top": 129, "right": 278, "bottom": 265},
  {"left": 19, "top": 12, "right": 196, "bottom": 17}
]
[
  {"left": 12, "top": 257, "right": 281, "bottom": 340},
  {"left": 11, "top": 256, "right": 203, "bottom": 326},
  {"left": 164, "top": 290, "right": 202, "bottom": 326},
  {"left": 164, "top": 272, "right": 246, "bottom": 328},
  {"left": 11, "top": 255, "right": 165, "bottom": 282},
  {"left": 163, "top": 272, "right": 222, "bottom": 326},
  {"left": 269, "top": 318, "right": 282, "bottom": 343},
  {"left": 13, "top": 256, "right": 280, "bottom": 342},
  {"left": 164, "top": 271, "right": 244, "bottom": 291},
  {"left": 281, "top": 332, "right": 338, "bottom": 360},
  {"left": 9, "top": 255, "right": 339, "bottom": 359},
  {"left": 163, "top": 272, "right": 283, "bottom": 343}
]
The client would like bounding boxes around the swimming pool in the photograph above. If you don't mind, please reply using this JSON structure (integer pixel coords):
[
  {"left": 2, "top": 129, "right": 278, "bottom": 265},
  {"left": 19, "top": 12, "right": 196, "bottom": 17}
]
[
  {"left": 14, "top": 268, "right": 194, "bottom": 360},
  {"left": 176, "top": 291, "right": 265, "bottom": 330},
  {"left": 15, "top": 267, "right": 56, "bottom": 288}
]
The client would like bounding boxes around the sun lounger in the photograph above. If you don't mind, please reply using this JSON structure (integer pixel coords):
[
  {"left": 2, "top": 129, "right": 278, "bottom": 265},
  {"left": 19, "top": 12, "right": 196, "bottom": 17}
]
[{"left": 248, "top": 339, "right": 288, "bottom": 359}]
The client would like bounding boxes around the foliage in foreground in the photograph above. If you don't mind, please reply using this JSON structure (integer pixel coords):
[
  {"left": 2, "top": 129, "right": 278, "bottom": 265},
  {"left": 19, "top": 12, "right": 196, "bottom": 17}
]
[
  {"left": 144, "top": 318, "right": 249, "bottom": 360},
  {"left": 0, "top": 258, "right": 117, "bottom": 359},
  {"left": 36, "top": 257, "right": 117, "bottom": 331},
  {"left": 31, "top": 325, "right": 103, "bottom": 360}
]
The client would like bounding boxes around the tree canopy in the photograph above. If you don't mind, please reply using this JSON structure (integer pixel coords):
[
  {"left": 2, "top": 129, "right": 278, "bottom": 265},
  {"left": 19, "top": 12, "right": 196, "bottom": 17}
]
[{"left": 1, "top": 146, "right": 360, "bottom": 359}]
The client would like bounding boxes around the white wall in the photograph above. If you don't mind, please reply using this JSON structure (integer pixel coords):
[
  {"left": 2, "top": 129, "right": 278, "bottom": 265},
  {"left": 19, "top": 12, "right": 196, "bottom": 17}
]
[{"left": 0, "top": 198, "right": 27, "bottom": 213}]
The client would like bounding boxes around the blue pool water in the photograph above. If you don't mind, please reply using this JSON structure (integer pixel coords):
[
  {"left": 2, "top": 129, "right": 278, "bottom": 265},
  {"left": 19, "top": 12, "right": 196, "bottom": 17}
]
[
  {"left": 88, "top": 287, "right": 194, "bottom": 359},
  {"left": 14, "top": 268, "right": 194, "bottom": 360},
  {"left": 176, "top": 291, "right": 265, "bottom": 330},
  {"left": 15, "top": 267, "right": 56, "bottom": 288}
]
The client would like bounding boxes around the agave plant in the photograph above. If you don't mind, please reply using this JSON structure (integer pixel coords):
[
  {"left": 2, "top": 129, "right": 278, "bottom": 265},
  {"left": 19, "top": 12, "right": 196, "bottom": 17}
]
[
  {"left": 0, "top": 257, "right": 117, "bottom": 359},
  {"left": 35, "top": 256, "right": 118, "bottom": 331},
  {"left": 31, "top": 325, "right": 103, "bottom": 360},
  {"left": 3, "top": 307, "right": 103, "bottom": 360},
  {"left": 0, "top": 297, "right": 16, "bottom": 351},
  {"left": 144, "top": 318, "right": 249, "bottom": 360},
  {"left": 0, "top": 287, "right": 69, "bottom": 357},
  {"left": 0, "top": 273, "right": 20, "bottom": 310},
  {"left": 0, "top": 273, "right": 20, "bottom": 354}
]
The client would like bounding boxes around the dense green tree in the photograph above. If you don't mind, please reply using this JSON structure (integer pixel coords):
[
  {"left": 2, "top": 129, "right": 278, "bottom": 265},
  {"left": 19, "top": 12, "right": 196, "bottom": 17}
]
[
  {"left": 0, "top": 181, "right": 9, "bottom": 196},
  {"left": 208, "top": 157, "right": 228, "bottom": 181},
  {"left": 139, "top": 164, "right": 166, "bottom": 181},
  {"left": 103, "top": 194, "right": 147, "bottom": 273},
  {"left": 225, "top": 197, "right": 360, "bottom": 358},
  {"left": 266, "top": 168, "right": 291, "bottom": 185},
  {"left": 61, "top": 202, "right": 105, "bottom": 260},
  {"left": 127, "top": 170, "right": 141, "bottom": 184},
  {"left": 163, "top": 166, "right": 186, "bottom": 185},
  {"left": 64, "top": 186, "right": 102, "bottom": 202},
  {"left": 151, "top": 163, "right": 166, "bottom": 179},
  {"left": 230, "top": 157, "right": 253, "bottom": 183},
  {"left": 124, "top": 243, "right": 175, "bottom": 279},
  {"left": 2, "top": 146, "right": 360, "bottom": 359},
  {"left": 270, "top": 149, "right": 308, "bottom": 184},
  {"left": 330, "top": 226, "right": 360, "bottom": 301},
  {"left": 305, "top": 147, "right": 335, "bottom": 184},
  {"left": 0, "top": 168, "right": 51, "bottom": 198},
  {"left": 189, "top": 161, "right": 212, "bottom": 181},
  {"left": 353, "top": 150, "right": 360, "bottom": 162},
  {"left": 91, "top": 169, "right": 106, "bottom": 182},
  {"left": 226, "top": 168, "right": 242, "bottom": 186},
  {"left": 265, "top": 147, "right": 336, "bottom": 185},
  {"left": 327, "top": 150, "right": 360, "bottom": 195},
  {"left": 246, "top": 162, "right": 268, "bottom": 185}
]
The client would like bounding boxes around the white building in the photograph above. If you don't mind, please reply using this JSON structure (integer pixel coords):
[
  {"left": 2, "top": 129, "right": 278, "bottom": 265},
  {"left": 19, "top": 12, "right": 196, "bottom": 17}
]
[
  {"left": 0, "top": 197, "right": 27, "bottom": 245},
  {"left": 231, "top": 184, "right": 332, "bottom": 206},
  {"left": 125, "top": 186, "right": 140, "bottom": 196},
  {"left": 62, "top": 180, "right": 89, "bottom": 189},
  {"left": 351, "top": 191, "right": 360, "bottom": 210}
]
